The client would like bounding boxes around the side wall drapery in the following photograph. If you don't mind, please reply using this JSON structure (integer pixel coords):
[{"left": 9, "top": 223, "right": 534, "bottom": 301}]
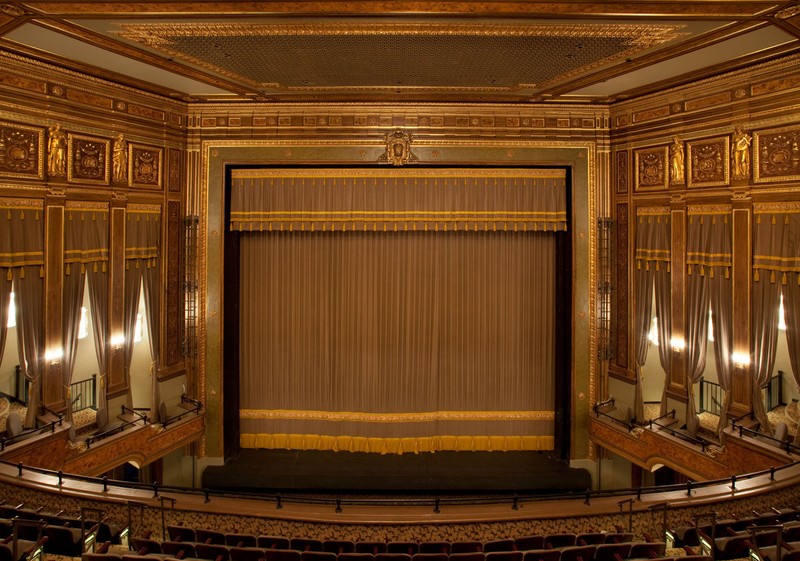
[
  {"left": 685, "top": 208, "right": 732, "bottom": 438},
  {"left": 751, "top": 206, "right": 796, "bottom": 435},
  {"left": 634, "top": 207, "right": 671, "bottom": 418},
  {"left": 753, "top": 205, "right": 800, "bottom": 439},
  {"left": 0, "top": 200, "right": 45, "bottom": 428},
  {"left": 234, "top": 169, "right": 566, "bottom": 454},
  {"left": 63, "top": 205, "right": 109, "bottom": 422},
  {"left": 124, "top": 206, "right": 161, "bottom": 410}
]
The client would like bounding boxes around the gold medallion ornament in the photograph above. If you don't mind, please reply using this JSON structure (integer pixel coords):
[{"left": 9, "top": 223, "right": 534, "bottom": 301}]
[{"left": 378, "top": 129, "right": 418, "bottom": 166}]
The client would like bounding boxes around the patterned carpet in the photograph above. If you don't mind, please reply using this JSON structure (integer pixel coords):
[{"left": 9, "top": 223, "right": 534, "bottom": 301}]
[{"left": 0, "top": 397, "right": 96, "bottom": 432}]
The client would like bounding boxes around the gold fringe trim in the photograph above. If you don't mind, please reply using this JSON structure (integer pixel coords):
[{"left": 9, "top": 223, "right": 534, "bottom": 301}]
[{"left": 239, "top": 433, "right": 555, "bottom": 455}]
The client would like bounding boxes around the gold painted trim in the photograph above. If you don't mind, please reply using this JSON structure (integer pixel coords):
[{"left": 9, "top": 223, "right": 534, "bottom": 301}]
[
  {"left": 754, "top": 126, "right": 800, "bottom": 184},
  {"left": 232, "top": 168, "right": 567, "bottom": 179},
  {"left": 687, "top": 205, "right": 732, "bottom": 214},
  {"left": 753, "top": 202, "right": 800, "bottom": 213},
  {"left": 65, "top": 201, "right": 109, "bottom": 211},
  {"left": 240, "top": 409, "right": 555, "bottom": 423},
  {"left": 127, "top": 204, "right": 162, "bottom": 213},
  {"left": 0, "top": 198, "right": 43, "bottom": 208},
  {"left": 636, "top": 206, "right": 671, "bottom": 216},
  {"left": 686, "top": 137, "right": 730, "bottom": 188}
]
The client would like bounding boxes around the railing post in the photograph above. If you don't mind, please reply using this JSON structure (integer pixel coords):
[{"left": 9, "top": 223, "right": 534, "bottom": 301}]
[
  {"left": 770, "top": 466, "right": 776, "bottom": 481},
  {"left": 686, "top": 480, "right": 692, "bottom": 496},
  {"left": 152, "top": 481, "right": 159, "bottom": 498},
  {"left": 204, "top": 489, "right": 210, "bottom": 503},
  {"left": 17, "top": 462, "right": 22, "bottom": 477},
  {"left": 57, "top": 470, "right": 63, "bottom": 486},
  {"left": 276, "top": 493, "right": 282, "bottom": 510},
  {"left": 102, "top": 476, "right": 108, "bottom": 492},
  {"left": 433, "top": 498, "right": 440, "bottom": 514},
  {"left": 512, "top": 494, "right": 519, "bottom": 511},
  {"left": 335, "top": 497, "right": 342, "bottom": 513},
  {"left": 584, "top": 490, "right": 591, "bottom": 505}
]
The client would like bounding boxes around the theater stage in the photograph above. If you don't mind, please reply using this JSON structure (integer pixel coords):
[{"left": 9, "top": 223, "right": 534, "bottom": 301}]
[{"left": 202, "top": 449, "right": 591, "bottom": 494}]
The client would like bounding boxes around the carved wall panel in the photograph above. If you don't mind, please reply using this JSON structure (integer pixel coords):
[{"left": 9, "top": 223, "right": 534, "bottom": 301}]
[
  {"left": 616, "top": 150, "right": 628, "bottom": 194},
  {"left": 634, "top": 146, "right": 668, "bottom": 191},
  {"left": 614, "top": 202, "right": 629, "bottom": 370},
  {"left": 168, "top": 148, "right": 182, "bottom": 193},
  {"left": 165, "top": 200, "right": 183, "bottom": 370},
  {"left": 0, "top": 121, "right": 44, "bottom": 179},
  {"left": 754, "top": 125, "right": 800, "bottom": 183},
  {"left": 687, "top": 137, "right": 729, "bottom": 188},
  {"left": 129, "top": 144, "right": 163, "bottom": 189},
  {"left": 67, "top": 134, "right": 110, "bottom": 185}
]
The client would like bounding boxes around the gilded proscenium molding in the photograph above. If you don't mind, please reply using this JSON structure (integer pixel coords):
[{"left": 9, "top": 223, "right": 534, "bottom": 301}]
[
  {"left": 240, "top": 409, "right": 555, "bottom": 422},
  {"left": 67, "top": 133, "right": 110, "bottom": 185},
  {"left": 199, "top": 138, "right": 596, "bottom": 460},
  {"left": 0, "top": 121, "right": 44, "bottom": 180},
  {"left": 687, "top": 137, "right": 730, "bottom": 188},
  {"left": 114, "top": 22, "right": 688, "bottom": 93},
  {"left": 754, "top": 125, "right": 800, "bottom": 183}
]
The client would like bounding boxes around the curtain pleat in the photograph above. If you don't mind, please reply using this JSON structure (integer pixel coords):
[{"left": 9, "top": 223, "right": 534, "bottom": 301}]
[
  {"left": 88, "top": 269, "right": 109, "bottom": 411},
  {"left": 634, "top": 208, "right": 671, "bottom": 419},
  {"left": 239, "top": 229, "right": 557, "bottom": 452},
  {"left": 0, "top": 269, "right": 9, "bottom": 366},
  {"left": 143, "top": 263, "right": 161, "bottom": 422}
]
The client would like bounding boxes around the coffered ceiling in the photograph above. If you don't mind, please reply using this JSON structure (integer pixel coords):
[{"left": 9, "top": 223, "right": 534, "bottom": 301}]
[{"left": 1, "top": 1, "right": 799, "bottom": 104}]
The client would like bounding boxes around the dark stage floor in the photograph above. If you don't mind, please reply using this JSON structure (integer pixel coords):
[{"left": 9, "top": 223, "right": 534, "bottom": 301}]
[{"left": 202, "top": 449, "right": 591, "bottom": 494}]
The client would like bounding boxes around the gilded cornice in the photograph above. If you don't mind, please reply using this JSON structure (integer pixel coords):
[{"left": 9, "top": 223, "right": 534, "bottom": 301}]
[
  {"left": 65, "top": 200, "right": 109, "bottom": 210},
  {"left": 753, "top": 202, "right": 800, "bottom": 213},
  {"left": 0, "top": 197, "right": 43, "bottom": 208},
  {"left": 686, "top": 204, "right": 732, "bottom": 214}
]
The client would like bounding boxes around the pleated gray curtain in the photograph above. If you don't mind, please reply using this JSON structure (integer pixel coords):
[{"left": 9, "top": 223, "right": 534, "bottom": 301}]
[
  {"left": 234, "top": 170, "right": 566, "bottom": 454},
  {"left": 62, "top": 206, "right": 109, "bottom": 424},
  {"left": 125, "top": 206, "right": 160, "bottom": 411},
  {"left": 787, "top": 277, "right": 800, "bottom": 445},
  {"left": 88, "top": 269, "right": 109, "bottom": 412},
  {"left": 0, "top": 269, "right": 10, "bottom": 369},
  {"left": 0, "top": 203, "right": 46, "bottom": 428},
  {"left": 684, "top": 234, "right": 709, "bottom": 438},
  {"left": 750, "top": 208, "right": 795, "bottom": 435},
  {"left": 143, "top": 263, "right": 161, "bottom": 422},
  {"left": 634, "top": 208, "right": 671, "bottom": 418}
]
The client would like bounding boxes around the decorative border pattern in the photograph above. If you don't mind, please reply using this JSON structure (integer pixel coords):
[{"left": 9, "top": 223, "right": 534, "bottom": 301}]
[
  {"left": 67, "top": 133, "right": 110, "bottom": 185},
  {"left": 0, "top": 121, "right": 44, "bottom": 180},
  {"left": 634, "top": 146, "right": 669, "bottom": 191},
  {"left": 687, "top": 137, "right": 730, "bottom": 188}
]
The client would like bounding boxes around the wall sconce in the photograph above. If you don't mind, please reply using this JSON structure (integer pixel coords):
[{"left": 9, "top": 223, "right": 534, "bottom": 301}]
[
  {"left": 110, "top": 334, "right": 126, "bottom": 351},
  {"left": 45, "top": 348, "right": 63, "bottom": 365},
  {"left": 670, "top": 337, "right": 686, "bottom": 353},
  {"left": 731, "top": 352, "right": 751, "bottom": 371}
]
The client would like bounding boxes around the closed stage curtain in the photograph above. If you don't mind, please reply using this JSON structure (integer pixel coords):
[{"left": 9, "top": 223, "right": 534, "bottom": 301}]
[
  {"left": 234, "top": 169, "right": 566, "bottom": 454},
  {"left": 0, "top": 200, "right": 45, "bottom": 428},
  {"left": 634, "top": 207, "right": 671, "bottom": 419}
]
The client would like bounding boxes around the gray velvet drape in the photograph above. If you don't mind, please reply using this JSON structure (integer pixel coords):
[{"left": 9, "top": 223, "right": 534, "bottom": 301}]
[
  {"left": 633, "top": 207, "right": 671, "bottom": 419},
  {"left": 63, "top": 205, "right": 109, "bottom": 423},
  {"left": 685, "top": 209, "right": 732, "bottom": 438},
  {"left": 1, "top": 201, "right": 45, "bottom": 428},
  {"left": 753, "top": 206, "right": 800, "bottom": 437},
  {"left": 233, "top": 169, "right": 566, "bottom": 453},
  {"left": 124, "top": 206, "right": 161, "bottom": 411}
]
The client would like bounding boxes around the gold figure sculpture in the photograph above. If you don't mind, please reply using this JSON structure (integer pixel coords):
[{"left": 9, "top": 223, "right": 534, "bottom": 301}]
[
  {"left": 732, "top": 127, "right": 752, "bottom": 180},
  {"left": 47, "top": 124, "right": 67, "bottom": 177},
  {"left": 669, "top": 137, "right": 684, "bottom": 184},
  {"left": 113, "top": 133, "right": 128, "bottom": 182}
]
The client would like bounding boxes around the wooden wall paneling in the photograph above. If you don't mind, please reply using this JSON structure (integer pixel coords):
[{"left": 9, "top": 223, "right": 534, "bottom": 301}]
[
  {"left": 611, "top": 201, "right": 631, "bottom": 378},
  {"left": 107, "top": 204, "right": 127, "bottom": 397},
  {"left": 162, "top": 198, "right": 185, "bottom": 378},
  {"left": 667, "top": 205, "right": 687, "bottom": 398},
  {"left": 730, "top": 204, "right": 753, "bottom": 416},
  {"left": 43, "top": 199, "right": 65, "bottom": 414}
]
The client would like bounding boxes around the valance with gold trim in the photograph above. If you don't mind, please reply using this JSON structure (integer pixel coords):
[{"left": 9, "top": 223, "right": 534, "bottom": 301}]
[
  {"left": 635, "top": 206, "right": 671, "bottom": 272},
  {"left": 65, "top": 202, "right": 109, "bottom": 275},
  {"left": 230, "top": 168, "right": 567, "bottom": 233},
  {"left": 0, "top": 198, "right": 44, "bottom": 278},
  {"left": 687, "top": 205, "right": 732, "bottom": 279},
  {"left": 125, "top": 204, "right": 161, "bottom": 267},
  {"left": 753, "top": 203, "right": 800, "bottom": 284}
]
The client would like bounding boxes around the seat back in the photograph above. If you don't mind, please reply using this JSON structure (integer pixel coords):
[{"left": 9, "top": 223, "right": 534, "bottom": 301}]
[
  {"left": 259, "top": 537, "right": 292, "bottom": 550},
  {"left": 418, "top": 542, "right": 449, "bottom": 555},
  {"left": 231, "top": 547, "right": 267, "bottom": 561},
  {"left": 593, "top": 543, "right": 631, "bottom": 561},
  {"left": 196, "top": 544, "right": 231, "bottom": 561},
  {"left": 291, "top": 539, "right": 323, "bottom": 552},
  {"left": 264, "top": 549, "right": 302, "bottom": 561},
  {"left": 515, "top": 537, "right": 545, "bottom": 552},
  {"left": 522, "top": 550, "right": 561, "bottom": 561},
  {"left": 558, "top": 546, "right": 596, "bottom": 561},
  {"left": 323, "top": 540, "right": 355, "bottom": 554},
  {"left": 484, "top": 540, "right": 515, "bottom": 553},
  {"left": 628, "top": 542, "right": 666, "bottom": 560},
  {"left": 451, "top": 543, "right": 483, "bottom": 554},
  {"left": 227, "top": 534, "right": 258, "bottom": 548},
  {"left": 355, "top": 542, "right": 387, "bottom": 555},
  {"left": 197, "top": 528, "right": 226, "bottom": 545},
  {"left": 167, "top": 525, "right": 196, "bottom": 543}
]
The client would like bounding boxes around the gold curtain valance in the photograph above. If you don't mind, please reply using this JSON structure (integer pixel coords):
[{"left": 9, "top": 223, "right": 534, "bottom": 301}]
[
  {"left": 125, "top": 207, "right": 161, "bottom": 265},
  {"left": 65, "top": 206, "right": 109, "bottom": 273},
  {"left": 634, "top": 207, "right": 671, "bottom": 271},
  {"left": 686, "top": 207, "right": 732, "bottom": 279},
  {"left": 0, "top": 200, "right": 44, "bottom": 270},
  {"left": 753, "top": 205, "right": 800, "bottom": 283},
  {"left": 230, "top": 168, "right": 568, "bottom": 233}
]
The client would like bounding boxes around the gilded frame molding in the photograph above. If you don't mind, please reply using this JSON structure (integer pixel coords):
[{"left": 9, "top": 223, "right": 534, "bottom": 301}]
[
  {"left": 753, "top": 125, "right": 800, "bottom": 184},
  {"left": 0, "top": 121, "right": 45, "bottom": 180},
  {"left": 67, "top": 133, "right": 111, "bottom": 185},
  {"left": 686, "top": 136, "right": 730, "bottom": 189},
  {"left": 634, "top": 146, "right": 669, "bottom": 192},
  {"left": 196, "top": 136, "right": 597, "bottom": 461}
]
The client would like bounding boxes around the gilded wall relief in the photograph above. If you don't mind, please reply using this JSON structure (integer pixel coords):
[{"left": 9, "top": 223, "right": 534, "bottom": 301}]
[
  {"left": 0, "top": 121, "right": 43, "bottom": 179},
  {"left": 634, "top": 146, "right": 668, "bottom": 191},
  {"left": 67, "top": 133, "right": 110, "bottom": 185},
  {"left": 614, "top": 202, "right": 629, "bottom": 370},
  {"left": 687, "top": 137, "right": 729, "bottom": 188},
  {"left": 754, "top": 125, "right": 800, "bottom": 183},
  {"left": 168, "top": 148, "right": 183, "bottom": 193},
  {"left": 129, "top": 143, "right": 163, "bottom": 189},
  {"left": 616, "top": 150, "right": 628, "bottom": 194},
  {"left": 166, "top": 200, "right": 183, "bottom": 369}
]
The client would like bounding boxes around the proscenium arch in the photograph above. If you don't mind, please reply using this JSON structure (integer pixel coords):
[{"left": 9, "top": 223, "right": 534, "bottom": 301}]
[{"left": 197, "top": 138, "right": 597, "bottom": 463}]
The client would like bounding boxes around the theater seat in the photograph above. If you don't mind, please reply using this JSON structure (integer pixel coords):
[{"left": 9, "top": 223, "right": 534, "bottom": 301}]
[
  {"left": 515, "top": 537, "right": 545, "bottom": 552},
  {"left": 355, "top": 543, "right": 387, "bottom": 555},
  {"left": 521, "top": 550, "right": 560, "bottom": 561},
  {"left": 196, "top": 529, "right": 226, "bottom": 545},
  {"left": 231, "top": 548, "right": 267, "bottom": 561}
]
